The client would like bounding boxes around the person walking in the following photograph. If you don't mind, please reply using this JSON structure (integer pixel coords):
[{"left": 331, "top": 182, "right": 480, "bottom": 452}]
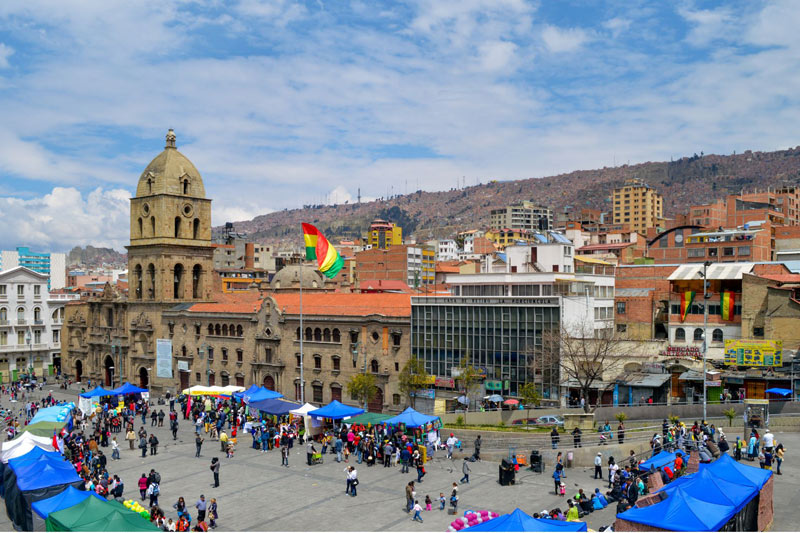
[
  {"left": 196, "top": 435, "right": 204, "bottom": 458},
  {"left": 219, "top": 430, "right": 228, "bottom": 452},
  {"left": 307, "top": 439, "right": 315, "bottom": 466},
  {"left": 446, "top": 433, "right": 456, "bottom": 459},
  {"left": 195, "top": 495, "right": 207, "bottom": 522},
  {"left": 210, "top": 457, "right": 220, "bottom": 487},
  {"left": 473, "top": 435, "right": 481, "bottom": 460},
  {"left": 111, "top": 437, "right": 120, "bottom": 460},
  {"left": 126, "top": 428, "right": 136, "bottom": 450},
  {"left": 460, "top": 457, "right": 471, "bottom": 484},
  {"left": 146, "top": 479, "right": 160, "bottom": 508},
  {"left": 400, "top": 446, "right": 411, "bottom": 473},
  {"left": 775, "top": 443, "right": 785, "bottom": 475},
  {"left": 348, "top": 466, "right": 358, "bottom": 497},
  {"left": 149, "top": 433, "right": 159, "bottom": 456},
  {"left": 383, "top": 441, "right": 393, "bottom": 468},
  {"left": 618, "top": 422, "right": 625, "bottom": 445},
  {"left": 551, "top": 427, "right": 560, "bottom": 449},
  {"left": 281, "top": 443, "right": 289, "bottom": 467},
  {"left": 405, "top": 481, "right": 416, "bottom": 513},
  {"left": 594, "top": 452, "right": 602, "bottom": 479},
  {"left": 415, "top": 451, "right": 426, "bottom": 482},
  {"left": 412, "top": 500, "right": 423, "bottom": 523},
  {"left": 138, "top": 473, "right": 148, "bottom": 500},
  {"left": 208, "top": 498, "right": 218, "bottom": 529},
  {"left": 552, "top": 467, "right": 563, "bottom": 495},
  {"left": 139, "top": 435, "right": 147, "bottom": 458},
  {"left": 171, "top": 419, "right": 179, "bottom": 441}
]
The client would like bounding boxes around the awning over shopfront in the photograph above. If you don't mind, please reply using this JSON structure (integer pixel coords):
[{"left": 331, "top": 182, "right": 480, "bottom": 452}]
[
  {"left": 668, "top": 262, "right": 755, "bottom": 281},
  {"left": 616, "top": 373, "right": 671, "bottom": 388}
]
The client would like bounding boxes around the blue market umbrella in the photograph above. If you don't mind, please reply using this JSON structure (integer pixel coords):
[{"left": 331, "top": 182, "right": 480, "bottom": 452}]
[
  {"left": 486, "top": 394, "right": 504, "bottom": 403},
  {"left": 765, "top": 388, "right": 792, "bottom": 396},
  {"left": 457, "top": 396, "right": 469, "bottom": 405}
]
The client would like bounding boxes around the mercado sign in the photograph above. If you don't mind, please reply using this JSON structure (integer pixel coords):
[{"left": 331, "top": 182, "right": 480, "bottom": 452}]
[
  {"left": 434, "top": 377, "right": 455, "bottom": 388},
  {"left": 724, "top": 339, "right": 782, "bottom": 367},
  {"left": 660, "top": 345, "right": 702, "bottom": 360}
]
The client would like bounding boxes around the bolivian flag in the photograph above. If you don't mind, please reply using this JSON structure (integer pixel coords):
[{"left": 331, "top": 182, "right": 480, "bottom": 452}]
[
  {"left": 680, "top": 291, "right": 695, "bottom": 322},
  {"left": 721, "top": 291, "right": 735, "bottom": 321},
  {"left": 302, "top": 223, "right": 344, "bottom": 279}
]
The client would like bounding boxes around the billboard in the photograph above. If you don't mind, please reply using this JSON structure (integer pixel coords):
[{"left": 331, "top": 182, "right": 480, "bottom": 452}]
[
  {"left": 156, "top": 339, "right": 173, "bottom": 378},
  {"left": 724, "top": 339, "right": 782, "bottom": 367}
]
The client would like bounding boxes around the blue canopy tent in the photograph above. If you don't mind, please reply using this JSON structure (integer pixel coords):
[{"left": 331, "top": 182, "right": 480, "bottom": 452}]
[
  {"left": 4, "top": 453, "right": 83, "bottom": 531},
  {"left": 31, "top": 485, "right": 103, "bottom": 528},
  {"left": 765, "top": 387, "right": 792, "bottom": 396},
  {"left": 637, "top": 451, "right": 677, "bottom": 472},
  {"left": 109, "top": 382, "right": 148, "bottom": 395},
  {"left": 467, "top": 509, "right": 588, "bottom": 532},
  {"left": 243, "top": 387, "right": 283, "bottom": 404},
  {"left": 659, "top": 466, "right": 761, "bottom": 511},
  {"left": 79, "top": 386, "right": 115, "bottom": 398},
  {"left": 28, "top": 403, "right": 75, "bottom": 426},
  {"left": 248, "top": 398, "right": 301, "bottom": 416},
  {"left": 617, "top": 486, "right": 735, "bottom": 531},
  {"left": 308, "top": 400, "right": 365, "bottom": 420},
  {"left": 1, "top": 447, "right": 62, "bottom": 498},
  {"left": 233, "top": 385, "right": 261, "bottom": 400},
  {"left": 702, "top": 453, "right": 772, "bottom": 489},
  {"left": 383, "top": 407, "right": 440, "bottom": 428}
]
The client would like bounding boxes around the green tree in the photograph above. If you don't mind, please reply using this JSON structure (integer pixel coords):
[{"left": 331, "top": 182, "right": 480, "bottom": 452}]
[
  {"left": 518, "top": 382, "right": 541, "bottom": 427},
  {"left": 723, "top": 407, "right": 737, "bottom": 427},
  {"left": 615, "top": 412, "right": 628, "bottom": 424},
  {"left": 398, "top": 356, "right": 431, "bottom": 408},
  {"left": 455, "top": 354, "right": 482, "bottom": 424},
  {"left": 346, "top": 373, "right": 377, "bottom": 410}
]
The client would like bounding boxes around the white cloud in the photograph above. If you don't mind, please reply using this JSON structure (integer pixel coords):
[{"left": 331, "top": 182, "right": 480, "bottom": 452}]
[
  {"left": 212, "top": 201, "right": 268, "bottom": 226},
  {"left": 0, "top": 43, "right": 13, "bottom": 68},
  {"left": 678, "top": 6, "right": 734, "bottom": 47},
  {"left": 603, "top": 17, "right": 631, "bottom": 39},
  {"left": 0, "top": 187, "right": 130, "bottom": 252},
  {"left": 327, "top": 185, "right": 353, "bottom": 205},
  {"left": 541, "top": 25, "right": 591, "bottom": 53},
  {"left": 477, "top": 40, "right": 517, "bottom": 72}
]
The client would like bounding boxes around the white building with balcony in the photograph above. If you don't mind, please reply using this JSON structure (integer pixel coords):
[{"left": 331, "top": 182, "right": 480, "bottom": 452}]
[{"left": 0, "top": 267, "right": 78, "bottom": 382}]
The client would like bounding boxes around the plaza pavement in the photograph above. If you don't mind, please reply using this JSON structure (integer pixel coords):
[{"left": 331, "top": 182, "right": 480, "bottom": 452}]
[{"left": 1, "top": 384, "right": 798, "bottom": 531}]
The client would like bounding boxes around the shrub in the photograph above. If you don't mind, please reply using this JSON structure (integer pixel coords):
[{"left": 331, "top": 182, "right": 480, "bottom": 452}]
[
  {"left": 455, "top": 415, "right": 465, "bottom": 426},
  {"left": 615, "top": 412, "right": 628, "bottom": 423}
]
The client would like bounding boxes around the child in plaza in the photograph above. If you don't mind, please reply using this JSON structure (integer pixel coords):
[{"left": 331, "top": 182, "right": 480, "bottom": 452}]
[
  {"left": 425, "top": 495, "right": 432, "bottom": 511},
  {"left": 439, "top": 493, "right": 446, "bottom": 510},
  {"left": 208, "top": 498, "right": 218, "bottom": 529},
  {"left": 412, "top": 500, "right": 423, "bottom": 522}
]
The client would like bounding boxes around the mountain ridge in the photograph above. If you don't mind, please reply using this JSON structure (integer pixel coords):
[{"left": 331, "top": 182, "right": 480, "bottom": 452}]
[{"left": 222, "top": 146, "right": 800, "bottom": 244}]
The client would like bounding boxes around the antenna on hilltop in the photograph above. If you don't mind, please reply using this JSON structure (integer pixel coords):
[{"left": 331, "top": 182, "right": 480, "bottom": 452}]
[{"left": 358, "top": 188, "right": 361, "bottom": 204}]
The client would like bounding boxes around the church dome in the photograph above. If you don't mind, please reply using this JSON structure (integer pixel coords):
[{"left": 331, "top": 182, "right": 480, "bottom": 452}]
[
  {"left": 270, "top": 265, "right": 324, "bottom": 291},
  {"left": 135, "top": 129, "right": 206, "bottom": 198}
]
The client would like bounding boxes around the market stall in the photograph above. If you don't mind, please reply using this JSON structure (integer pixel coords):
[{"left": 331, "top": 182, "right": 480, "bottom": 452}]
[
  {"left": 308, "top": 400, "right": 365, "bottom": 421},
  {"left": 384, "top": 406, "right": 440, "bottom": 429},
  {"left": 1, "top": 447, "right": 59, "bottom": 497},
  {"left": 45, "top": 495, "right": 159, "bottom": 531},
  {"left": 31, "top": 486, "right": 104, "bottom": 531},
  {"left": 4, "top": 451, "right": 82, "bottom": 531},
  {"left": 182, "top": 385, "right": 244, "bottom": 397},
  {"left": 77, "top": 386, "right": 116, "bottom": 416},
  {"left": 247, "top": 398, "right": 301, "bottom": 416},
  {"left": 289, "top": 403, "right": 321, "bottom": 438},
  {"left": 464, "top": 508, "right": 588, "bottom": 532}
]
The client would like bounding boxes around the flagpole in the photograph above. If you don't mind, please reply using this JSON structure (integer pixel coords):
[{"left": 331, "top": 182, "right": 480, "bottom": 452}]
[{"left": 300, "top": 260, "right": 304, "bottom": 405}]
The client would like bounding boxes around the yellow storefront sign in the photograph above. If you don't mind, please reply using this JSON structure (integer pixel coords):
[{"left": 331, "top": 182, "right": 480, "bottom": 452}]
[{"left": 724, "top": 339, "right": 783, "bottom": 366}]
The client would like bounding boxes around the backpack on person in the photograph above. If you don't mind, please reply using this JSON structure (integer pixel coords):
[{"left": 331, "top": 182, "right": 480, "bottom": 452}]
[
  {"left": 152, "top": 483, "right": 160, "bottom": 496},
  {"left": 154, "top": 471, "right": 161, "bottom": 484}
]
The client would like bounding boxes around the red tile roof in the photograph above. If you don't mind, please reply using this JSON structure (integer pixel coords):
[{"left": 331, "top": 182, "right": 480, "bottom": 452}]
[
  {"left": 271, "top": 292, "right": 411, "bottom": 317},
  {"left": 435, "top": 263, "right": 460, "bottom": 273},
  {"left": 188, "top": 291, "right": 264, "bottom": 314},
  {"left": 759, "top": 274, "right": 800, "bottom": 284},
  {"left": 358, "top": 279, "right": 412, "bottom": 292}
]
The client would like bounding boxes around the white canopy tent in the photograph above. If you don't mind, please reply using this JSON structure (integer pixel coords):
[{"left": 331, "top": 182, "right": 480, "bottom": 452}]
[
  {"left": 182, "top": 385, "right": 245, "bottom": 397},
  {"left": 1, "top": 432, "right": 52, "bottom": 452},
  {"left": 289, "top": 402, "right": 322, "bottom": 437},
  {"left": 1, "top": 439, "right": 55, "bottom": 464}
]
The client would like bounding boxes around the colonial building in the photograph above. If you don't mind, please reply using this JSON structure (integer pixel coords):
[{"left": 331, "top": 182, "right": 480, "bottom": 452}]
[
  {"left": 0, "top": 267, "right": 77, "bottom": 382},
  {"left": 63, "top": 131, "right": 411, "bottom": 409}
]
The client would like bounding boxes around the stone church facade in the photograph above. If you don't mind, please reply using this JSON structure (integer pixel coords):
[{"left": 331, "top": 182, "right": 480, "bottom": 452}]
[{"left": 63, "top": 131, "right": 411, "bottom": 412}]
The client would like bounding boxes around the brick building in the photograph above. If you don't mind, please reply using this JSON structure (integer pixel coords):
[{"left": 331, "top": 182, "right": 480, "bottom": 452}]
[
  {"left": 355, "top": 245, "right": 434, "bottom": 288},
  {"left": 612, "top": 178, "right": 663, "bottom": 234}
]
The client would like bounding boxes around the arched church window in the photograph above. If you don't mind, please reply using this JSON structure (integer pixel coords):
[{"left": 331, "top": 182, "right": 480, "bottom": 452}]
[{"left": 174, "top": 217, "right": 181, "bottom": 239}]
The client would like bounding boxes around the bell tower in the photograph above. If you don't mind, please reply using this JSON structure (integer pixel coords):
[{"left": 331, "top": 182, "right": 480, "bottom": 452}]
[{"left": 127, "top": 129, "right": 214, "bottom": 303}]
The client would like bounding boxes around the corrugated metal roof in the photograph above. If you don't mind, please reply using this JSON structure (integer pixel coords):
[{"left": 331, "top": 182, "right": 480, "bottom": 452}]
[
  {"left": 668, "top": 262, "right": 755, "bottom": 281},
  {"left": 574, "top": 255, "right": 613, "bottom": 265},
  {"left": 617, "top": 373, "right": 671, "bottom": 388},
  {"left": 616, "top": 288, "right": 654, "bottom": 297}
]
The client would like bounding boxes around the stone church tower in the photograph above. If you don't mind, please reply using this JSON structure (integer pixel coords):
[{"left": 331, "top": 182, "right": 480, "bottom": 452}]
[{"left": 127, "top": 129, "right": 214, "bottom": 303}]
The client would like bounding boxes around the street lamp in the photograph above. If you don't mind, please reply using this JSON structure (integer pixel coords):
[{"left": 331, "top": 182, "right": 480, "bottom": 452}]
[
  {"left": 697, "top": 260, "right": 713, "bottom": 422},
  {"left": 25, "top": 330, "right": 32, "bottom": 377},
  {"left": 108, "top": 366, "right": 115, "bottom": 389}
]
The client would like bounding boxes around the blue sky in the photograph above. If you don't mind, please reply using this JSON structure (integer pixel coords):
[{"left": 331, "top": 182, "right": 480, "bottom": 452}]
[{"left": 1, "top": 0, "right": 799, "bottom": 251}]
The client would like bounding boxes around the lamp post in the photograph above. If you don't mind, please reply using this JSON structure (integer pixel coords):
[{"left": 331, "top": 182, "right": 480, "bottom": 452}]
[
  {"left": 25, "top": 330, "right": 32, "bottom": 377},
  {"left": 108, "top": 366, "right": 114, "bottom": 389},
  {"left": 698, "top": 260, "right": 712, "bottom": 422}
]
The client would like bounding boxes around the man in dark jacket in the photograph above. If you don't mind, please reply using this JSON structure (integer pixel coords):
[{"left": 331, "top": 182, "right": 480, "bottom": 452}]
[
  {"left": 473, "top": 435, "right": 481, "bottom": 460},
  {"left": 149, "top": 433, "right": 159, "bottom": 455}
]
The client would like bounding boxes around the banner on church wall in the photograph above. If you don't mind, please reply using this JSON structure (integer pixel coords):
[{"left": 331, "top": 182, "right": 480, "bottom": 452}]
[{"left": 156, "top": 339, "right": 173, "bottom": 378}]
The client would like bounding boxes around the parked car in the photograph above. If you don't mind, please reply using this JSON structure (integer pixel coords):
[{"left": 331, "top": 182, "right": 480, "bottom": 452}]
[
  {"left": 533, "top": 415, "right": 564, "bottom": 427},
  {"left": 511, "top": 418, "right": 539, "bottom": 427}
]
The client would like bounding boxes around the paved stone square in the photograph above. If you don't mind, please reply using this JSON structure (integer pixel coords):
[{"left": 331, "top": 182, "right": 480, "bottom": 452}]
[{"left": 1, "top": 385, "right": 798, "bottom": 531}]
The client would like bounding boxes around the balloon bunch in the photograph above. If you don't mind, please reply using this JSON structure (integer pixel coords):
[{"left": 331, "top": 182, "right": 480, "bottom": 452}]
[
  {"left": 447, "top": 510, "right": 499, "bottom": 531},
  {"left": 123, "top": 499, "right": 151, "bottom": 520}
]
